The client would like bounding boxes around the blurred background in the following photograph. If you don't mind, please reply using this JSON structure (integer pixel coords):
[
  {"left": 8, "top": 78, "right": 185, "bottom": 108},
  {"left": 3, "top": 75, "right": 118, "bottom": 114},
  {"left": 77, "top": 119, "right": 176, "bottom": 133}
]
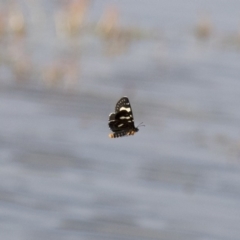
[{"left": 1, "top": 0, "right": 240, "bottom": 239}]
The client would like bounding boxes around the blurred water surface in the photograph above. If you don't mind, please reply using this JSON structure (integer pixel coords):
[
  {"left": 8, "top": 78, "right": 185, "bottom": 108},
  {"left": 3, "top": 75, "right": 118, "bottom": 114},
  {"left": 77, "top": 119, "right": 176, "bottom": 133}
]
[{"left": 1, "top": 0, "right": 240, "bottom": 240}]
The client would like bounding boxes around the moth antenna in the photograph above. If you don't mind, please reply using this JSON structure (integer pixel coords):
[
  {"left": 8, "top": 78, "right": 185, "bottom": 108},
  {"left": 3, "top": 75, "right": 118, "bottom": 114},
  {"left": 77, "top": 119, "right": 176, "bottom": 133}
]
[{"left": 137, "top": 122, "right": 145, "bottom": 128}]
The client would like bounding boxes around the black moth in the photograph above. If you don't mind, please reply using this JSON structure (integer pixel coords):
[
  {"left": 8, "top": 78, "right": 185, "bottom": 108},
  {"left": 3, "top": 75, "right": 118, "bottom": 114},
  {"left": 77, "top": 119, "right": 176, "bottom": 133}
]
[{"left": 108, "top": 96, "right": 143, "bottom": 138}]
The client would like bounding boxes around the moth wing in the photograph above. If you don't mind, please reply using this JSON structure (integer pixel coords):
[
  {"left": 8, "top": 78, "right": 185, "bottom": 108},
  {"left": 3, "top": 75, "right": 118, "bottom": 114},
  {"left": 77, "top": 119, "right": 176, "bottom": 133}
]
[
  {"left": 108, "top": 96, "right": 136, "bottom": 133},
  {"left": 115, "top": 97, "right": 132, "bottom": 114},
  {"left": 108, "top": 119, "right": 131, "bottom": 132},
  {"left": 109, "top": 113, "right": 116, "bottom": 121}
]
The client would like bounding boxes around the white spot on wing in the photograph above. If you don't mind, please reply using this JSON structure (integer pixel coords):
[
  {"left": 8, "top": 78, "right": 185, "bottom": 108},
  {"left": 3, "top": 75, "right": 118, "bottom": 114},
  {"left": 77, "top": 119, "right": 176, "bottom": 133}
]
[
  {"left": 120, "top": 116, "right": 130, "bottom": 119},
  {"left": 120, "top": 107, "right": 131, "bottom": 112}
]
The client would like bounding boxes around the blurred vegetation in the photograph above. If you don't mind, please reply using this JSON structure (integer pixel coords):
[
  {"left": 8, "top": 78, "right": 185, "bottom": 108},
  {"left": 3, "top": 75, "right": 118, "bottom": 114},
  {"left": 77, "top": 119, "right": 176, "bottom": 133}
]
[
  {"left": 0, "top": 0, "right": 155, "bottom": 91},
  {"left": 0, "top": 0, "right": 239, "bottom": 92}
]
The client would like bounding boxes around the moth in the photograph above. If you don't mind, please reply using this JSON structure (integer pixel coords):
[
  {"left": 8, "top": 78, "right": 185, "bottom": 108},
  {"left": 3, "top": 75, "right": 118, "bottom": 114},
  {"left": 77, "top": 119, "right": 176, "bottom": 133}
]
[{"left": 108, "top": 96, "right": 144, "bottom": 138}]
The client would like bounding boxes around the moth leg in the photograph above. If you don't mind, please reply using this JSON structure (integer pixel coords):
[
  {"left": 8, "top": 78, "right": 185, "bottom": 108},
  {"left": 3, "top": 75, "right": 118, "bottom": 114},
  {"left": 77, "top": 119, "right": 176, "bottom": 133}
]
[{"left": 109, "top": 133, "right": 114, "bottom": 138}]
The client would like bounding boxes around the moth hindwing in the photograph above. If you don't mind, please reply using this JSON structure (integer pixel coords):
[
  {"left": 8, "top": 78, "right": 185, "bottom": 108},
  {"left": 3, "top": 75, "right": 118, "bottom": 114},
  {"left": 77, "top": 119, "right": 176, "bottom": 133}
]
[{"left": 108, "top": 96, "right": 139, "bottom": 138}]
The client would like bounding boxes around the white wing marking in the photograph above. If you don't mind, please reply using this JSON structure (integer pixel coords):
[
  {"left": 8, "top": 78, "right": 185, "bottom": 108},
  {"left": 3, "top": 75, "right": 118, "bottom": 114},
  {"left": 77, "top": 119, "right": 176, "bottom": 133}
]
[{"left": 120, "top": 107, "right": 131, "bottom": 112}]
